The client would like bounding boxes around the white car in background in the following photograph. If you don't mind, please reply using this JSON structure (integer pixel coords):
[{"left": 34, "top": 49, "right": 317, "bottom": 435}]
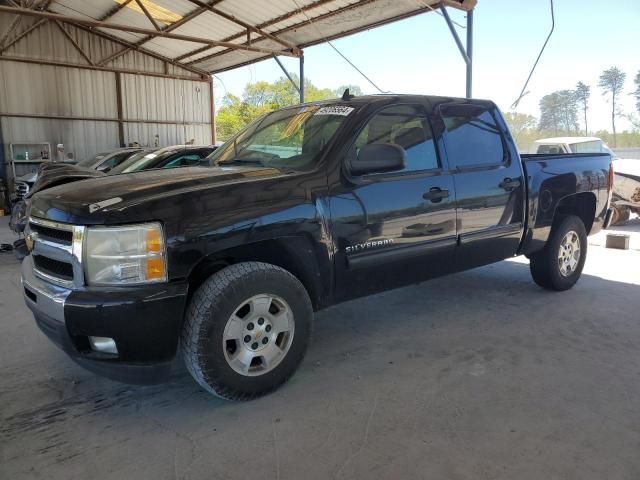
[{"left": 530, "top": 137, "right": 616, "bottom": 156}]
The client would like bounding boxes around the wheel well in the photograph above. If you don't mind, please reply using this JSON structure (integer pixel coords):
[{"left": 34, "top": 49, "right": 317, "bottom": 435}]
[
  {"left": 186, "top": 239, "right": 320, "bottom": 310},
  {"left": 554, "top": 192, "right": 596, "bottom": 234}
]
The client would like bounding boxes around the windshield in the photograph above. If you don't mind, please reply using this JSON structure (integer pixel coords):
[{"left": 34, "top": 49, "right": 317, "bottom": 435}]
[
  {"left": 209, "top": 104, "right": 355, "bottom": 171},
  {"left": 109, "top": 151, "right": 155, "bottom": 174},
  {"left": 77, "top": 152, "right": 109, "bottom": 167}
]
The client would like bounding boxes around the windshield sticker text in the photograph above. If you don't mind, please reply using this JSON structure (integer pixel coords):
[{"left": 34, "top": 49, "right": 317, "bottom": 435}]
[{"left": 314, "top": 106, "right": 355, "bottom": 117}]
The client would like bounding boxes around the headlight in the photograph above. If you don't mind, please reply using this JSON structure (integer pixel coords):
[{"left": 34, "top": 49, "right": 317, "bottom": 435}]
[{"left": 84, "top": 222, "right": 167, "bottom": 285}]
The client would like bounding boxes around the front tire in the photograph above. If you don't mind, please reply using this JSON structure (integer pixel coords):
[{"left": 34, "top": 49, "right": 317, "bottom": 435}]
[
  {"left": 181, "top": 262, "right": 313, "bottom": 400},
  {"left": 529, "top": 215, "right": 587, "bottom": 291}
]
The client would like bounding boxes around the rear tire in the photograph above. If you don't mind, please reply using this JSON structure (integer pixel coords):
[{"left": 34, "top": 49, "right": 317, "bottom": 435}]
[
  {"left": 181, "top": 262, "right": 313, "bottom": 401},
  {"left": 529, "top": 215, "right": 587, "bottom": 291}
]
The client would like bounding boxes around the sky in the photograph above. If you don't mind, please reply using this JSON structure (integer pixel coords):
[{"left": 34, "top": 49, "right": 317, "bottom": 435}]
[{"left": 215, "top": 0, "right": 640, "bottom": 132}]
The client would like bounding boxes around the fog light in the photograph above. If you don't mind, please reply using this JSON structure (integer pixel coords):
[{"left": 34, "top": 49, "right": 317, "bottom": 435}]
[{"left": 88, "top": 336, "right": 118, "bottom": 354}]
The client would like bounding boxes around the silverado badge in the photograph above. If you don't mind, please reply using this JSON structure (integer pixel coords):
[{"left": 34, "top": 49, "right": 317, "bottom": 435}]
[{"left": 345, "top": 239, "right": 393, "bottom": 254}]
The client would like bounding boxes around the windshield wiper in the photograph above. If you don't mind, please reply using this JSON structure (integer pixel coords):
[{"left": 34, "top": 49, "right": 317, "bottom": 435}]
[{"left": 215, "top": 158, "right": 265, "bottom": 167}]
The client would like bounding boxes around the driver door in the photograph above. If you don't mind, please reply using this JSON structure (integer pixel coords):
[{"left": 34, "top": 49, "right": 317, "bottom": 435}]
[{"left": 329, "top": 103, "right": 457, "bottom": 301}]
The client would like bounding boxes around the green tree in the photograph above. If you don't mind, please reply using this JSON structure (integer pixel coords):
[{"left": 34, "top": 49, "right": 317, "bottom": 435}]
[
  {"left": 598, "top": 66, "right": 626, "bottom": 146},
  {"left": 215, "top": 76, "right": 358, "bottom": 141},
  {"left": 539, "top": 90, "right": 578, "bottom": 134},
  {"left": 504, "top": 112, "right": 537, "bottom": 149},
  {"left": 334, "top": 85, "right": 364, "bottom": 98},
  {"left": 632, "top": 70, "right": 640, "bottom": 114},
  {"left": 574, "top": 81, "right": 591, "bottom": 135}
]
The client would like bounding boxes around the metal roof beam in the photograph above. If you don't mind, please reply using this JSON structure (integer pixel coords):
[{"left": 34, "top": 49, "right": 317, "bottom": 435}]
[
  {"left": 95, "top": 1, "right": 218, "bottom": 67},
  {"left": 185, "top": 0, "right": 301, "bottom": 55},
  {"left": 98, "top": 0, "right": 134, "bottom": 22},
  {"left": 53, "top": 20, "right": 95, "bottom": 65},
  {"left": 0, "top": 17, "right": 47, "bottom": 53},
  {"left": 134, "top": 0, "right": 161, "bottom": 31},
  {"left": 70, "top": 23, "right": 210, "bottom": 78},
  {"left": 0, "top": 5, "right": 301, "bottom": 57},
  {"left": 209, "top": 4, "right": 441, "bottom": 74},
  {"left": 0, "top": 0, "right": 49, "bottom": 50},
  {"left": 175, "top": 0, "right": 336, "bottom": 63},
  {"left": 187, "top": 0, "right": 376, "bottom": 66},
  {"left": 272, "top": 55, "right": 300, "bottom": 95},
  {"left": 0, "top": 54, "right": 210, "bottom": 81}
]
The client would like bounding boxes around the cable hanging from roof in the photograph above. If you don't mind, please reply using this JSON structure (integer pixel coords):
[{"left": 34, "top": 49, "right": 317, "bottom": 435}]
[
  {"left": 511, "top": 0, "right": 555, "bottom": 109},
  {"left": 290, "top": 0, "right": 388, "bottom": 94}
]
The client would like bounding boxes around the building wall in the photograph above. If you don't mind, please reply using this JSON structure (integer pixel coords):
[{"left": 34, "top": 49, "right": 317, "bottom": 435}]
[{"left": 0, "top": 14, "right": 212, "bottom": 188}]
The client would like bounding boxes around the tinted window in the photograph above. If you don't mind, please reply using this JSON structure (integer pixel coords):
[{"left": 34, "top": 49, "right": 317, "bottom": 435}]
[
  {"left": 440, "top": 104, "right": 505, "bottom": 168},
  {"left": 99, "top": 152, "right": 130, "bottom": 170},
  {"left": 161, "top": 153, "right": 202, "bottom": 169},
  {"left": 353, "top": 105, "right": 439, "bottom": 173},
  {"left": 537, "top": 144, "right": 565, "bottom": 154}
]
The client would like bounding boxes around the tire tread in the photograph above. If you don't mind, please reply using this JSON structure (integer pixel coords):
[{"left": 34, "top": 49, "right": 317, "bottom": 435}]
[{"left": 181, "top": 262, "right": 311, "bottom": 401}]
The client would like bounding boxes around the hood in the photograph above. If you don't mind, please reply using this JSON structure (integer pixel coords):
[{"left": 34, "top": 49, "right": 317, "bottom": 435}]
[
  {"left": 29, "top": 166, "right": 287, "bottom": 224},
  {"left": 27, "top": 163, "right": 106, "bottom": 198}
]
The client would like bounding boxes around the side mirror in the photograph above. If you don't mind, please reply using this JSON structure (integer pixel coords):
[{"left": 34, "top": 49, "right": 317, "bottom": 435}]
[{"left": 350, "top": 143, "right": 405, "bottom": 176}]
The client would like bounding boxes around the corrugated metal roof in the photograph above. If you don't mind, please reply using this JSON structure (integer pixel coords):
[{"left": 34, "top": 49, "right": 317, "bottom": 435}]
[{"left": 2, "top": 0, "right": 465, "bottom": 75}]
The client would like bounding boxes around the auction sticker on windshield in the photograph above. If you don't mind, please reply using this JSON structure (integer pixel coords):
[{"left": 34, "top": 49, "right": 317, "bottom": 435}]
[{"left": 314, "top": 106, "right": 354, "bottom": 116}]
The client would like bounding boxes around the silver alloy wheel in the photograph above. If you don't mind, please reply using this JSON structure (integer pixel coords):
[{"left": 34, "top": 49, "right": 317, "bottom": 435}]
[
  {"left": 558, "top": 230, "right": 581, "bottom": 277},
  {"left": 222, "top": 294, "right": 295, "bottom": 376}
]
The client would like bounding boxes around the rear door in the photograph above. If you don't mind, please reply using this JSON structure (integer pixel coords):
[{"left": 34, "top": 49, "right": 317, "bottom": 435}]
[
  {"left": 330, "top": 103, "right": 457, "bottom": 301},
  {"left": 436, "top": 102, "right": 525, "bottom": 268}
]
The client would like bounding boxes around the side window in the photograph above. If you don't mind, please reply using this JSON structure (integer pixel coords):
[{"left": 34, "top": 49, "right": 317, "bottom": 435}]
[
  {"left": 353, "top": 105, "right": 439, "bottom": 173},
  {"left": 102, "top": 152, "right": 130, "bottom": 169},
  {"left": 440, "top": 104, "right": 505, "bottom": 168},
  {"left": 162, "top": 154, "right": 201, "bottom": 169}
]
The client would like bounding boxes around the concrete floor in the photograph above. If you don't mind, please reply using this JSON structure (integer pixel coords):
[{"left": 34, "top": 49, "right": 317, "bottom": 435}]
[{"left": 1, "top": 216, "right": 640, "bottom": 480}]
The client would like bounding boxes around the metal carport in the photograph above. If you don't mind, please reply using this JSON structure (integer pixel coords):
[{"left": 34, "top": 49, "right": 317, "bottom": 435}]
[{"left": 0, "top": 0, "right": 476, "bottom": 194}]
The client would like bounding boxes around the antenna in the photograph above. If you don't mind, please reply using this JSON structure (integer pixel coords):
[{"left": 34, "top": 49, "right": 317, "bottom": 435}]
[{"left": 342, "top": 88, "right": 355, "bottom": 101}]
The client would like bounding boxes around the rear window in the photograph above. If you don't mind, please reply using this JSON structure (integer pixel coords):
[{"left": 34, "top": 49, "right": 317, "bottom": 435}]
[
  {"left": 569, "top": 140, "right": 604, "bottom": 153},
  {"left": 440, "top": 104, "right": 505, "bottom": 168},
  {"left": 536, "top": 144, "right": 566, "bottom": 154}
]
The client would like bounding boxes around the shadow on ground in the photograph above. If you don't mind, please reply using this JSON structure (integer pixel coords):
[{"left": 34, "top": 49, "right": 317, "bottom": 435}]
[{"left": 2, "top": 254, "right": 640, "bottom": 480}]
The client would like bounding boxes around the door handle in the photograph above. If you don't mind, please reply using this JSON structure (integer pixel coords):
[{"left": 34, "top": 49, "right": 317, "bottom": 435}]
[
  {"left": 423, "top": 187, "right": 450, "bottom": 203},
  {"left": 499, "top": 178, "right": 521, "bottom": 191}
]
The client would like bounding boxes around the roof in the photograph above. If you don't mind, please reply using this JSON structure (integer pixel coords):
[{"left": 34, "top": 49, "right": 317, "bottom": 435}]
[
  {"left": 0, "top": 0, "right": 476, "bottom": 77},
  {"left": 534, "top": 137, "right": 604, "bottom": 145}
]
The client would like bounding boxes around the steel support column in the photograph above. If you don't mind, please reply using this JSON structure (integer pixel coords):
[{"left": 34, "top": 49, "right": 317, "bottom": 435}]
[
  {"left": 209, "top": 77, "right": 216, "bottom": 144},
  {"left": 273, "top": 55, "right": 300, "bottom": 96},
  {"left": 466, "top": 9, "right": 473, "bottom": 98},
  {"left": 115, "top": 72, "right": 125, "bottom": 147},
  {"left": 299, "top": 54, "right": 305, "bottom": 103},
  {"left": 440, "top": 4, "right": 473, "bottom": 99}
]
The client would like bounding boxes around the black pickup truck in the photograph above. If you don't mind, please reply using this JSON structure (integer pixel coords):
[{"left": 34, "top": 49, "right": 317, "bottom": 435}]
[{"left": 21, "top": 95, "right": 614, "bottom": 400}]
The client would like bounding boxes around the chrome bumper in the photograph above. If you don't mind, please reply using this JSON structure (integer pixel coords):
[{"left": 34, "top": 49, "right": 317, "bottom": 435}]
[{"left": 21, "top": 255, "right": 71, "bottom": 324}]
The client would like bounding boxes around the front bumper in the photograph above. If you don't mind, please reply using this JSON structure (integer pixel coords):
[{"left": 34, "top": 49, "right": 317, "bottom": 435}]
[{"left": 22, "top": 256, "right": 188, "bottom": 384}]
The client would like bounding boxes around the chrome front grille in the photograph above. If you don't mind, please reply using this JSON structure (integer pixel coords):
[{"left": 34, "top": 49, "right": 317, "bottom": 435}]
[
  {"left": 28, "top": 217, "right": 85, "bottom": 288},
  {"left": 15, "top": 182, "right": 30, "bottom": 199}
]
